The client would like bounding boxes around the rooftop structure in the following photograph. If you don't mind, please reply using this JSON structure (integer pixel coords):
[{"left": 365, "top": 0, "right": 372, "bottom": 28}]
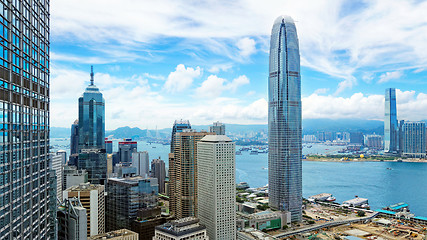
[
  {"left": 342, "top": 197, "right": 368, "bottom": 207},
  {"left": 153, "top": 217, "right": 208, "bottom": 240},
  {"left": 88, "top": 229, "right": 139, "bottom": 240}
]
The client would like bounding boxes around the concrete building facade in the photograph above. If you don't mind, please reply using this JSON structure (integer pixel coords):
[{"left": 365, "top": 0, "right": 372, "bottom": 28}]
[
  {"left": 153, "top": 217, "right": 209, "bottom": 240},
  {"left": 63, "top": 183, "right": 105, "bottom": 237},
  {"left": 197, "top": 135, "right": 236, "bottom": 240}
]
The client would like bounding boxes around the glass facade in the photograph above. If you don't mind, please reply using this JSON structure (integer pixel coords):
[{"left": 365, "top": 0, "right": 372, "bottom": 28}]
[
  {"left": 268, "top": 15, "right": 302, "bottom": 222},
  {"left": 384, "top": 88, "right": 398, "bottom": 153},
  {"left": 78, "top": 68, "right": 105, "bottom": 150},
  {"left": 0, "top": 0, "right": 50, "bottom": 239},
  {"left": 170, "top": 119, "right": 191, "bottom": 153}
]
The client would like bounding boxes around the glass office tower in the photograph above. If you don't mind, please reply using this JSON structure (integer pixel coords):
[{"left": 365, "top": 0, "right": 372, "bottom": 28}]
[
  {"left": 78, "top": 66, "right": 105, "bottom": 150},
  {"left": 268, "top": 15, "right": 302, "bottom": 222},
  {"left": 0, "top": 0, "right": 50, "bottom": 239},
  {"left": 384, "top": 88, "right": 398, "bottom": 153},
  {"left": 170, "top": 119, "right": 191, "bottom": 153}
]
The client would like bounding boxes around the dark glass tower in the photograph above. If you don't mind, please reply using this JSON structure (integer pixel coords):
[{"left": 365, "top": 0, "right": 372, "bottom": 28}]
[
  {"left": 268, "top": 15, "right": 302, "bottom": 222},
  {"left": 0, "top": 0, "right": 50, "bottom": 238},
  {"left": 170, "top": 119, "right": 191, "bottom": 152},
  {"left": 78, "top": 66, "right": 105, "bottom": 150},
  {"left": 77, "top": 67, "right": 106, "bottom": 184},
  {"left": 384, "top": 88, "right": 398, "bottom": 153},
  {"left": 70, "top": 119, "right": 79, "bottom": 155}
]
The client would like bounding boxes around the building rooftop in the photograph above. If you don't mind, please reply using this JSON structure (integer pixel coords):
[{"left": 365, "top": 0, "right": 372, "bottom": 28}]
[
  {"left": 200, "top": 135, "right": 232, "bottom": 142},
  {"left": 156, "top": 217, "right": 206, "bottom": 237},
  {"left": 343, "top": 197, "right": 368, "bottom": 205},
  {"left": 108, "top": 176, "right": 157, "bottom": 185},
  {"left": 238, "top": 228, "right": 277, "bottom": 240},
  {"left": 388, "top": 202, "right": 408, "bottom": 210},
  {"left": 88, "top": 229, "right": 138, "bottom": 239},
  {"left": 65, "top": 182, "right": 103, "bottom": 192}
]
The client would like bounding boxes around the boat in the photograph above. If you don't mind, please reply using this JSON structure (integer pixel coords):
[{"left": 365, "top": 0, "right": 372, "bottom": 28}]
[
  {"left": 236, "top": 151, "right": 242, "bottom": 155},
  {"left": 386, "top": 167, "right": 392, "bottom": 170},
  {"left": 326, "top": 196, "right": 336, "bottom": 202},
  {"left": 307, "top": 145, "right": 312, "bottom": 148},
  {"left": 250, "top": 150, "right": 258, "bottom": 155}
]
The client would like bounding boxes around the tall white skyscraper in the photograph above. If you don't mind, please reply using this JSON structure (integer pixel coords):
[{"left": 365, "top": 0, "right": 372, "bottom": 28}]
[
  {"left": 197, "top": 135, "right": 236, "bottom": 240},
  {"left": 132, "top": 151, "right": 149, "bottom": 177},
  {"left": 268, "top": 15, "right": 302, "bottom": 221},
  {"left": 402, "top": 121, "right": 426, "bottom": 158}
]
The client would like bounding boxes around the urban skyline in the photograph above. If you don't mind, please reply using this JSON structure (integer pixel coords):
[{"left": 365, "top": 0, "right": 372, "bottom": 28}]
[{"left": 50, "top": 1, "right": 427, "bottom": 129}]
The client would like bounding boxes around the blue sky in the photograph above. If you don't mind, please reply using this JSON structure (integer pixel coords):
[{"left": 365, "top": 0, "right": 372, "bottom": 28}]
[{"left": 50, "top": 0, "right": 427, "bottom": 129}]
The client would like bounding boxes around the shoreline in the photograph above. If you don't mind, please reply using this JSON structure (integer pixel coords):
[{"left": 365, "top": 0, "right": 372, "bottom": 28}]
[{"left": 304, "top": 157, "right": 427, "bottom": 163}]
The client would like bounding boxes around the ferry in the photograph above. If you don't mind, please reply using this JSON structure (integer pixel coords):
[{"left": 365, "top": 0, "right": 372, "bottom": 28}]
[{"left": 326, "top": 196, "right": 336, "bottom": 202}]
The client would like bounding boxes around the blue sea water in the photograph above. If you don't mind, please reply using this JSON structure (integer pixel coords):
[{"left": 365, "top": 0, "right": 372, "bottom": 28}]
[{"left": 50, "top": 139, "right": 427, "bottom": 217}]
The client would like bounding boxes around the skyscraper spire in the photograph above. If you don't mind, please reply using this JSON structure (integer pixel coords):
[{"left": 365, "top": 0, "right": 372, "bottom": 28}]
[{"left": 90, "top": 65, "right": 94, "bottom": 85}]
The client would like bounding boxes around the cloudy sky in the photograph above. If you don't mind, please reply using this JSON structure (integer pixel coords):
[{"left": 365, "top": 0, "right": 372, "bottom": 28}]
[{"left": 51, "top": 0, "right": 427, "bottom": 130}]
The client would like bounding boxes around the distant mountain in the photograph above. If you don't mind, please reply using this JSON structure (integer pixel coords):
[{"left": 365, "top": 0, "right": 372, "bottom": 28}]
[
  {"left": 302, "top": 119, "right": 384, "bottom": 135},
  {"left": 50, "top": 118, "right": 385, "bottom": 139}
]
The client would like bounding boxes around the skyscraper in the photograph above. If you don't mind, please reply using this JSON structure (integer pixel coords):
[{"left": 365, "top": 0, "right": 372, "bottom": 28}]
[
  {"left": 268, "top": 15, "right": 302, "bottom": 222},
  {"left": 197, "top": 135, "right": 236, "bottom": 240},
  {"left": 71, "top": 119, "right": 79, "bottom": 155},
  {"left": 169, "top": 130, "right": 214, "bottom": 219},
  {"left": 402, "top": 121, "right": 426, "bottom": 158},
  {"left": 78, "top": 67, "right": 107, "bottom": 184},
  {"left": 170, "top": 119, "right": 191, "bottom": 152},
  {"left": 209, "top": 121, "right": 225, "bottom": 135},
  {"left": 132, "top": 151, "right": 149, "bottom": 177},
  {"left": 118, "top": 139, "right": 137, "bottom": 164},
  {"left": 78, "top": 66, "right": 105, "bottom": 150},
  {"left": 151, "top": 158, "right": 166, "bottom": 193},
  {"left": 0, "top": 1, "right": 50, "bottom": 238},
  {"left": 63, "top": 183, "right": 105, "bottom": 237},
  {"left": 384, "top": 88, "right": 398, "bottom": 153}
]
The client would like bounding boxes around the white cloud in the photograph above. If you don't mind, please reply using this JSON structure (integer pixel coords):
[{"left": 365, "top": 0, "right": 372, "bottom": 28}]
[
  {"left": 164, "top": 64, "right": 201, "bottom": 93},
  {"left": 314, "top": 88, "right": 329, "bottom": 95},
  {"left": 208, "top": 63, "right": 233, "bottom": 73},
  {"left": 143, "top": 73, "right": 166, "bottom": 81},
  {"left": 196, "top": 75, "right": 227, "bottom": 98},
  {"left": 196, "top": 75, "right": 250, "bottom": 98},
  {"left": 236, "top": 37, "right": 256, "bottom": 57},
  {"left": 378, "top": 71, "right": 403, "bottom": 83},
  {"left": 362, "top": 72, "right": 374, "bottom": 83}
]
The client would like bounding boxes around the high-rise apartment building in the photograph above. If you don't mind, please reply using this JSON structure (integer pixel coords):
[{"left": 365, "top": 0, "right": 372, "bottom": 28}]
[
  {"left": 169, "top": 131, "right": 215, "bottom": 219},
  {"left": 151, "top": 158, "right": 166, "bottom": 193},
  {"left": 63, "top": 183, "right": 105, "bottom": 237},
  {"left": 197, "top": 135, "right": 236, "bottom": 240},
  {"left": 209, "top": 121, "right": 225, "bottom": 135},
  {"left": 153, "top": 217, "right": 209, "bottom": 240},
  {"left": 170, "top": 119, "right": 191, "bottom": 152},
  {"left": 385, "top": 88, "right": 399, "bottom": 153},
  {"left": 402, "top": 121, "right": 426, "bottom": 158},
  {"left": 268, "top": 15, "right": 302, "bottom": 221},
  {"left": 105, "top": 176, "right": 158, "bottom": 231},
  {"left": 70, "top": 119, "right": 79, "bottom": 155},
  {"left": 132, "top": 151, "right": 149, "bottom": 177},
  {"left": 78, "top": 66, "right": 105, "bottom": 150},
  {"left": 0, "top": 1, "right": 50, "bottom": 238},
  {"left": 350, "top": 132, "right": 364, "bottom": 146},
  {"left": 57, "top": 198, "right": 88, "bottom": 240},
  {"left": 365, "top": 135, "right": 382, "bottom": 149},
  {"left": 118, "top": 139, "right": 137, "bottom": 164}
]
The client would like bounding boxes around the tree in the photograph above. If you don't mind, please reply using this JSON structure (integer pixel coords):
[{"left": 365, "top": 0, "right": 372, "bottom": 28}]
[{"left": 357, "top": 210, "right": 366, "bottom": 217}]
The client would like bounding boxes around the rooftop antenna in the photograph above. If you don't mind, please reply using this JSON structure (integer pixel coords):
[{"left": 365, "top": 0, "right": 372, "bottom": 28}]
[{"left": 90, "top": 65, "right": 94, "bottom": 85}]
